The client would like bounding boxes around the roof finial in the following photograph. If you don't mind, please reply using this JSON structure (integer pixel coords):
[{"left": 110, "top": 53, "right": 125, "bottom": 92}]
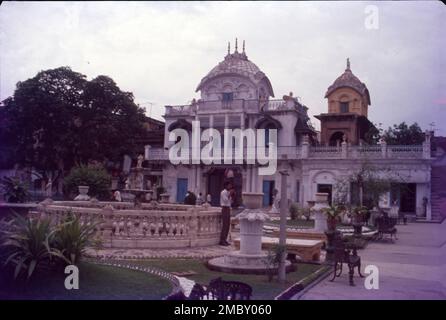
[
  {"left": 242, "top": 40, "right": 245, "bottom": 53},
  {"left": 227, "top": 41, "right": 230, "bottom": 55},
  {"left": 346, "top": 58, "right": 351, "bottom": 70},
  {"left": 235, "top": 38, "right": 238, "bottom": 52}
]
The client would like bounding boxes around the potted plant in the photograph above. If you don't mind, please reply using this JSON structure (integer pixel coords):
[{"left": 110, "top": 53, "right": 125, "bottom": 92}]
[
  {"left": 64, "top": 165, "right": 111, "bottom": 200},
  {"left": 352, "top": 206, "right": 368, "bottom": 224},
  {"left": 289, "top": 202, "right": 300, "bottom": 220},
  {"left": 352, "top": 206, "right": 368, "bottom": 236},
  {"left": 323, "top": 205, "right": 343, "bottom": 231}
]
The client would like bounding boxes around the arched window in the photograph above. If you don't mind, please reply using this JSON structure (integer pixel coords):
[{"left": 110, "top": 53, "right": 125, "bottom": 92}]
[{"left": 329, "top": 131, "right": 345, "bottom": 146}]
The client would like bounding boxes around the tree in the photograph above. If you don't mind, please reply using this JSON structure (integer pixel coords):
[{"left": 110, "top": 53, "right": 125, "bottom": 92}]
[
  {"left": 2, "top": 67, "right": 147, "bottom": 193},
  {"left": 334, "top": 160, "right": 404, "bottom": 209},
  {"left": 3, "top": 67, "right": 87, "bottom": 187},
  {"left": 363, "top": 125, "right": 381, "bottom": 145},
  {"left": 382, "top": 122, "right": 425, "bottom": 145}
]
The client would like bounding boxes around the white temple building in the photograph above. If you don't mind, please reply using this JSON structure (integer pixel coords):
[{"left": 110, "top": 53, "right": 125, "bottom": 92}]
[{"left": 144, "top": 41, "right": 438, "bottom": 221}]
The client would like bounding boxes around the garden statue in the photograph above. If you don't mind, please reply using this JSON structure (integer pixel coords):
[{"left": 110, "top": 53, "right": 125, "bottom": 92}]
[
  {"left": 125, "top": 178, "right": 131, "bottom": 190},
  {"left": 269, "top": 188, "right": 279, "bottom": 214},
  {"left": 135, "top": 173, "right": 143, "bottom": 190},
  {"left": 45, "top": 180, "right": 52, "bottom": 198},
  {"left": 137, "top": 154, "right": 144, "bottom": 168}
]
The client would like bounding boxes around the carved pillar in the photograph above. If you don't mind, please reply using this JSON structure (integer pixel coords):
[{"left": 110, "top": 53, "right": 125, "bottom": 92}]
[
  {"left": 381, "top": 140, "right": 387, "bottom": 158},
  {"left": 341, "top": 141, "right": 348, "bottom": 159}
]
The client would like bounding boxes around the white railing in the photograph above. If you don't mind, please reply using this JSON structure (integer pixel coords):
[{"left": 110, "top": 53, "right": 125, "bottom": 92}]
[
  {"left": 388, "top": 145, "right": 423, "bottom": 158},
  {"left": 350, "top": 145, "right": 382, "bottom": 158},
  {"left": 165, "top": 99, "right": 301, "bottom": 116},
  {"left": 309, "top": 146, "right": 342, "bottom": 158},
  {"left": 34, "top": 202, "right": 222, "bottom": 248},
  {"left": 165, "top": 105, "right": 193, "bottom": 116},
  {"left": 146, "top": 145, "right": 426, "bottom": 161}
]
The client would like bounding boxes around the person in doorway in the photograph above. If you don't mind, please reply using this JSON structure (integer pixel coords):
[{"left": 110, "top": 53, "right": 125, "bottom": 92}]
[
  {"left": 422, "top": 197, "right": 428, "bottom": 217},
  {"left": 219, "top": 182, "right": 232, "bottom": 246}
]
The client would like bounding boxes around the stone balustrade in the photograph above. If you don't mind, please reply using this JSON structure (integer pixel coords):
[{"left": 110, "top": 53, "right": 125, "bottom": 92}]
[
  {"left": 146, "top": 143, "right": 426, "bottom": 162},
  {"left": 34, "top": 201, "right": 222, "bottom": 249},
  {"left": 165, "top": 99, "right": 301, "bottom": 116}
]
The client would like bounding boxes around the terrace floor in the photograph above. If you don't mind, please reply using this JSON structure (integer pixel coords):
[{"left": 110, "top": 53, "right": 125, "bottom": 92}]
[{"left": 296, "top": 220, "right": 446, "bottom": 300}]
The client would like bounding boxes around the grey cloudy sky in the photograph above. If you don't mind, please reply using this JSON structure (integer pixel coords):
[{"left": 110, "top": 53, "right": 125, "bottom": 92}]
[{"left": 1, "top": 1, "right": 445, "bottom": 134}]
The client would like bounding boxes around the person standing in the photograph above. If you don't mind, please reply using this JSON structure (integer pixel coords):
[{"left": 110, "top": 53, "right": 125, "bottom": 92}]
[
  {"left": 219, "top": 182, "right": 232, "bottom": 246},
  {"left": 113, "top": 189, "right": 122, "bottom": 202},
  {"left": 197, "top": 192, "right": 204, "bottom": 205}
]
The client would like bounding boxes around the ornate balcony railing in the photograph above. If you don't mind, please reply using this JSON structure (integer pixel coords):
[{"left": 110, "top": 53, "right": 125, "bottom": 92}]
[
  {"left": 309, "top": 146, "right": 342, "bottom": 158},
  {"left": 145, "top": 144, "right": 427, "bottom": 161},
  {"left": 387, "top": 145, "right": 423, "bottom": 158},
  {"left": 165, "top": 99, "right": 302, "bottom": 116}
]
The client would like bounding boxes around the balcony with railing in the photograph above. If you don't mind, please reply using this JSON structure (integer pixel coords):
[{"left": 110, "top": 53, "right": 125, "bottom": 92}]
[
  {"left": 164, "top": 99, "right": 304, "bottom": 116},
  {"left": 146, "top": 143, "right": 427, "bottom": 162}
]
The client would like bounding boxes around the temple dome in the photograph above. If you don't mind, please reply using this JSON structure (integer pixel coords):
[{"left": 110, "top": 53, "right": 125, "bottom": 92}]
[
  {"left": 196, "top": 41, "right": 274, "bottom": 97},
  {"left": 325, "top": 59, "right": 371, "bottom": 105}
]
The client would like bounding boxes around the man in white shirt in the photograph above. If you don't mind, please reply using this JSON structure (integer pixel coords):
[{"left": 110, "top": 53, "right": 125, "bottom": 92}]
[{"left": 219, "top": 182, "right": 232, "bottom": 246}]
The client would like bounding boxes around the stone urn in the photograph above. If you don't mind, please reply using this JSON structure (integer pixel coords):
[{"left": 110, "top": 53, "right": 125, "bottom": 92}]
[
  {"left": 145, "top": 190, "right": 154, "bottom": 202},
  {"left": 207, "top": 192, "right": 291, "bottom": 273},
  {"left": 237, "top": 193, "right": 269, "bottom": 255},
  {"left": 160, "top": 193, "right": 170, "bottom": 203},
  {"left": 74, "top": 185, "right": 90, "bottom": 201},
  {"left": 312, "top": 193, "right": 330, "bottom": 232},
  {"left": 242, "top": 192, "right": 264, "bottom": 209}
]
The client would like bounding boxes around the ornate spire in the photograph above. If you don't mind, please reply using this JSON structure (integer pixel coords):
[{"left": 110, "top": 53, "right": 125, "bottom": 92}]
[
  {"left": 235, "top": 38, "right": 238, "bottom": 52},
  {"left": 227, "top": 41, "right": 230, "bottom": 55},
  {"left": 242, "top": 40, "right": 245, "bottom": 53},
  {"left": 346, "top": 58, "right": 351, "bottom": 71}
]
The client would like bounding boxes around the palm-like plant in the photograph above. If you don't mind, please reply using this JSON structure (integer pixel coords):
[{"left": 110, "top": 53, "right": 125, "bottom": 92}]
[
  {"left": 323, "top": 205, "right": 343, "bottom": 219},
  {"left": 52, "top": 212, "right": 102, "bottom": 265},
  {"left": 323, "top": 205, "right": 343, "bottom": 231},
  {"left": 0, "top": 214, "right": 61, "bottom": 279},
  {"left": 0, "top": 177, "right": 29, "bottom": 203}
]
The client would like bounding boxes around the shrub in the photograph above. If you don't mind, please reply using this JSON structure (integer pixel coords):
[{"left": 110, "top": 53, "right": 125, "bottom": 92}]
[
  {"left": 265, "top": 244, "right": 287, "bottom": 282},
  {"left": 0, "top": 177, "right": 29, "bottom": 203},
  {"left": 64, "top": 164, "right": 111, "bottom": 199},
  {"left": 0, "top": 211, "right": 101, "bottom": 281},
  {"left": 52, "top": 212, "right": 102, "bottom": 265},
  {"left": 299, "top": 207, "right": 311, "bottom": 221},
  {"left": 289, "top": 202, "right": 300, "bottom": 220},
  {"left": 0, "top": 214, "right": 61, "bottom": 279}
]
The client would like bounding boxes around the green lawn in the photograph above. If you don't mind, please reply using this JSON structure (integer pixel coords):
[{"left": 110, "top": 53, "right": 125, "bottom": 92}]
[
  {"left": 129, "top": 259, "right": 327, "bottom": 300},
  {"left": 0, "top": 262, "right": 172, "bottom": 300},
  {"left": 0, "top": 258, "right": 327, "bottom": 300}
]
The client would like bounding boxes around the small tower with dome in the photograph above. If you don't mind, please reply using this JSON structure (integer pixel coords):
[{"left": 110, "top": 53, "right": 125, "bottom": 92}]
[{"left": 315, "top": 58, "right": 376, "bottom": 146}]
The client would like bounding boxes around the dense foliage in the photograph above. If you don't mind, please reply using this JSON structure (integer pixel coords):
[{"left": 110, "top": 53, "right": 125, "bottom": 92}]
[
  {"left": 64, "top": 165, "right": 111, "bottom": 199},
  {"left": 2, "top": 67, "right": 147, "bottom": 183},
  {"left": 382, "top": 122, "right": 425, "bottom": 145},
  {"left": 0, "top": 176, "right": 29, "bottom": 203}
]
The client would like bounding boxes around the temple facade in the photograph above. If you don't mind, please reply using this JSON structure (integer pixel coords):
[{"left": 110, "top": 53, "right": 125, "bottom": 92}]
[{"left": 144, "top": 41, "right": 437, "bottom": 221}]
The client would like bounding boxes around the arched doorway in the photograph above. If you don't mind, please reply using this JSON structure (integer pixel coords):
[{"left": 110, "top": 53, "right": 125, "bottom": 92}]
[
  {"left": 207, "top": 167, "right": 243, "bottom": 207},
  {"left": 329, "top": 131, "right": 344, "bottom": 146}
]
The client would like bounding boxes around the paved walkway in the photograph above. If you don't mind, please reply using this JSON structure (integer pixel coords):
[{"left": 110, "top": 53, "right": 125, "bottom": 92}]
[{"left": 296, "top": 221, "right": 446, "bottom": 300}]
